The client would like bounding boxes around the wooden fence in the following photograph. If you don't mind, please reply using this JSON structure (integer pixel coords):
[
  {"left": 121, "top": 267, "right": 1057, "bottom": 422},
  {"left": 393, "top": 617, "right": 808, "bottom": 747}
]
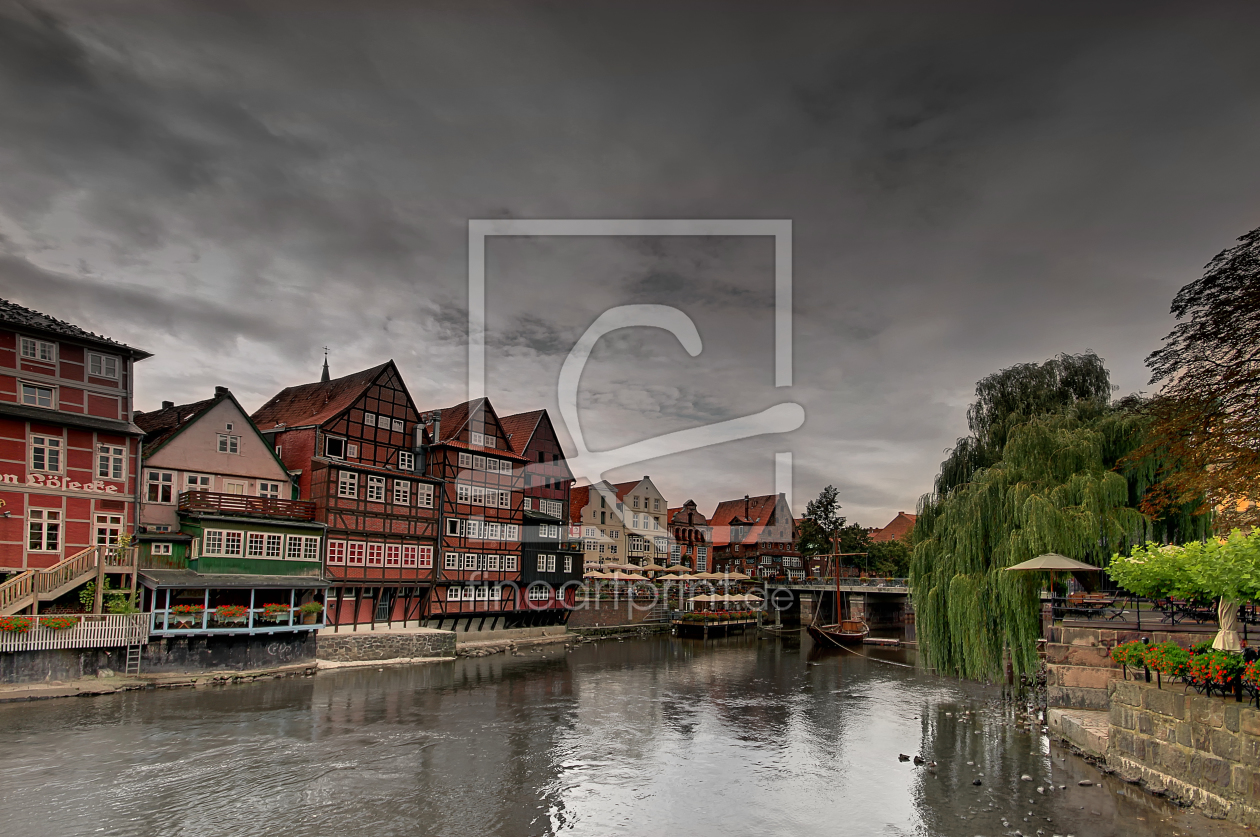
[{"left": 0, "top": 614, "right": 149, "bottom": 652}]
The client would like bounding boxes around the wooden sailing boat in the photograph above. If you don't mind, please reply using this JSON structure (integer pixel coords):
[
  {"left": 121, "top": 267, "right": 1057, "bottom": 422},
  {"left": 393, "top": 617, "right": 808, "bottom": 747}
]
[{"left": 806, "top": 553, "right": 870, "bottom": 647}]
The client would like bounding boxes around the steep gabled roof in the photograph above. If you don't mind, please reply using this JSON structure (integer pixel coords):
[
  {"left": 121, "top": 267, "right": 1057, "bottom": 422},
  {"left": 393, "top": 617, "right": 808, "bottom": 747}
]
[
  {"left": 0, "top": 298, "right": 152, "bottom": 359},
  {"left": 870, "top": 512, "right": 917, "bottom": 543},
  {"left": 251, "top": 362, "right": 390, "bottom": 429},
  {"left": 708, "top": 494, "right": 790, "bottom": 547},
  {"left": 498, "top": 409, "right": 545, "bottom": 454},
  {"left": 422, "top": 397, "right": 530, "bottom": 461},
  {"left": 135, "top": 396, "right": 218, "bottom": 454}
]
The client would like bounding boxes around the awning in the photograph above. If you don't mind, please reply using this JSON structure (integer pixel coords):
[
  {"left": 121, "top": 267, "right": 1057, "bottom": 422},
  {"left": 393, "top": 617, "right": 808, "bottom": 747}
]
[
  {"left": 140, "top": 570, "right": 329, "bottom": 590},
  {"left": 1004, "top": 554, "right": 1100, "bottom": 572}
]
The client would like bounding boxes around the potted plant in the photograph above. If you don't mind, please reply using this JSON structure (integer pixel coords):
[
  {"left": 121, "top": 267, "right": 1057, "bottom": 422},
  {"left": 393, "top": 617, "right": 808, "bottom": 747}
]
[
  {"left": 40, "top": 615, "right": 79, "bottom": 631},
  {"left": 215, "top": 604, "right": 249, "bottom": 624},
  {"left": 261, "top": 603, "right": 291, "bottom": 623},
  {"left": 298, "top": 601, "right": 324, "bottom": 624},
  {"left": 0, "top": 616, "right": 33, "bottom": 633},
  {"left": 170, "top": 604, "right": 205, "bottom": 629}
]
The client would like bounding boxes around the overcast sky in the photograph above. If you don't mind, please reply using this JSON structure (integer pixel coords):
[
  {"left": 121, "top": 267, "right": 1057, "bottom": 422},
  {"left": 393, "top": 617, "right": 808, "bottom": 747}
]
[{"left": 2, "top": 1, "right": 1259, "bottom": 527}]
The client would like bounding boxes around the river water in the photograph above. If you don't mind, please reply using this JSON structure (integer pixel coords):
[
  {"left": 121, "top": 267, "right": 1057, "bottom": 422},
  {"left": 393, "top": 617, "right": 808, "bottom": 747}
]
[{"left": 0, "top": 633, "right": 1246, "bottom": 837}]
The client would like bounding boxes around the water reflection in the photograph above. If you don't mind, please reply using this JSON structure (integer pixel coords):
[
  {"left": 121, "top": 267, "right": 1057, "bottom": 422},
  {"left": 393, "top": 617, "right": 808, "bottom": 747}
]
[{"left": 0, "top": 634, "right": 1245, "bottom": 837}]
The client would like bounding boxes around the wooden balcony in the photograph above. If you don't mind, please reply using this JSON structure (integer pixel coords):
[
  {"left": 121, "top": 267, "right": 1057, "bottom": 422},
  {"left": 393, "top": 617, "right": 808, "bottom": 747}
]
[{"left": 178, "top": 490, "right": 317, "bottom": 521}]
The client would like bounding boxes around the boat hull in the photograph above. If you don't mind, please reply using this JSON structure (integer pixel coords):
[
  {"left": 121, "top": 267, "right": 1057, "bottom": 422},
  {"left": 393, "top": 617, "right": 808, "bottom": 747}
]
[{"left": 807, "top": 621, "right": 869, "bottom": 647}]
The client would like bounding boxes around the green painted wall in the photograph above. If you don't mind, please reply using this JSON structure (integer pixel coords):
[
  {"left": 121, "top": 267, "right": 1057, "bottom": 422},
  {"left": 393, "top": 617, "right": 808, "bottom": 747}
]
[{"left": 191, "top": 555, "right": 322, "bottom": 576}]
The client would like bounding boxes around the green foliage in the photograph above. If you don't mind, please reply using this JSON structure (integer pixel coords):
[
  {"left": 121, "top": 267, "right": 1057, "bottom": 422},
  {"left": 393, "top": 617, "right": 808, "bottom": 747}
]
[
  {"left": 868, "top": 539, "right": 912, "bottom": 577},
  {"left": 79, "top": 579, "right": 139, "bottom": 614},
  {"left": 797, "top": 485, "right": 846, "bottom": 558},
  {"left": 1110, "top": 641, "right": 1148, "bottom": 668},
  {"left": 1143, "top": 642, "right": 1190, "bottom": 679},
  {"left": 1107, "top": 528, "right": 1260, "bottom": 604}
]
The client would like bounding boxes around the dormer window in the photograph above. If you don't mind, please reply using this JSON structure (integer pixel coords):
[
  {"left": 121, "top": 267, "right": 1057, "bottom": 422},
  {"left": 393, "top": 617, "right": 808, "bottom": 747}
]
[{"left": 325, "top": 437, "right": 346, "bottom": 460}]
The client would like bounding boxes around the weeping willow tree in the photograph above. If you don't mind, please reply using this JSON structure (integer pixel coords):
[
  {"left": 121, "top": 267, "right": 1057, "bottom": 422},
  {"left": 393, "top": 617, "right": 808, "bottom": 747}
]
[{"left": 911, "top": 353, "right": 1209, "bottom": 681}]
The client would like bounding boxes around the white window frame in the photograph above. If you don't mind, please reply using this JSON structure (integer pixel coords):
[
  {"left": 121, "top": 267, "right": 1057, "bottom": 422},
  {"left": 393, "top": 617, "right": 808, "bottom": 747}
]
[
  {"left": 416, "top": 483, "right": 434, "bottom": 508},
  {"left": 97, "top": 445, "right": 125, "bottom": 481},
  {"left": 364, "top": 413, "right": 376, "bottom": 427},
  {"left": 366, "top": 475, "right": 386, "bottom": 502},
  {"left": 444, "top": 552, "right": 460, "bottom": 570},
  {"left": 347, "top": 542, "right": 366, "bottom": 565},
  {"left": 258, "top": 481, "right": 283, "bottom": 499},
  {"left": 367, "top": 543, "right": 384, "bottom": 566},
  {"left": 393, "top": 480, "right": 410, "bottom": 505},
  {"left": 151, "top": 542, "right": 173, "bottom": 556},
  {"left": 20, "top": 382, "right": 55, "bottom": 409},
  {"left": 217, "top": 434, "right": 240, "bottom": 454},
  {"left": 247, "top": 532, "right": 266, "bottom": 557},
  {"left": 185, "top": 473, "right": 211, "bottom": 491},
  {"left": 337, "top": 471, "right": 358, "bottom": 499},
  {"left": 462, "top": 553, "right": 478, "bottom": 570},
  {"left": 146, "top": 469, "right": 175, "bottom": 503},
  {"left": 392, "top": 419, "right": 405, "bottom": 433},
  {"left": 418, "top": 546, "right": 434, "bottom": 568},
  {"left": 325, "top": 436, "right": 346, "bottom": 460},
  {"left": 327, "top": 541, "right": 347, "bottom": 565},
  {"left": 347, "top": 443, "right": 358, "bottom": 458},
  {"left": 504, "top": 554, "right": 518, "bottom": 571},
  {"left": 458, "top": 452, "right": 473, "bottom": 469},
  {"left": 397, "top": 450, "right": 414, "bottom": 472},
  {"left": 563, "top": 555, "right": 573, "bottom": 573},
  {"left": 446, "top": 518, "right": 463, "bottom": 536},
  {"left": 20, "top": 336, "right": 56, "bottom": 363},
  {"left": 27, "top": 509, "right": 61, "bottom": 552},
  {"left": 30, "top": 434, "right": 62, "bottom": 473},
  {"left": 87, "top": 352, "right": 119, "bottom": 379},
  {"left": 457, "top": 483, "right": 471, "bottom": 503},
  {"left": 265, "top": 534, "right": 283, "bottom": 558},
  {"left": 504, "top": 524, "right": 519, "bottom": 541},
  {"left": 385, "top": 544, "right": 401, "bottom": 567}
]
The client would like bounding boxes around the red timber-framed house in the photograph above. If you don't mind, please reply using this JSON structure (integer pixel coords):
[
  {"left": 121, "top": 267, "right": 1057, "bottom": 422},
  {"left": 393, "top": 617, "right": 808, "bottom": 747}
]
[
  {"left": 709, "top": 493, "right": 801, "bottom": 580},
  {"left": 0, "top": 300, "right": 150, "bottom": 600},
  {"left": 500, "top": 409, "right": 582, "bottom": 616},
  {"left": 417, "top": 398, "right": 541, "bottom": 632},
  {"left": 668, "top": 499, "right": 711, "bottom": 571},
  {"left": 252, "top": 362, "right": 438, "bottom": 629}
]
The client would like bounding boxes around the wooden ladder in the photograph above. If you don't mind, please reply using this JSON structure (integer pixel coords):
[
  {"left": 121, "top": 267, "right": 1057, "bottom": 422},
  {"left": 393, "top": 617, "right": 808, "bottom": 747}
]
[{"left": 124, "top": 644, "right": 142, "bottom": 676}]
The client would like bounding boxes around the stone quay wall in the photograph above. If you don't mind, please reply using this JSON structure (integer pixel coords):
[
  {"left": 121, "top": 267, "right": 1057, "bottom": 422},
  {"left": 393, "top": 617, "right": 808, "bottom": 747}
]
[
  {"left": 317, "top": 629, "right": 455, "bottom": 663},
  {"left": 1047, "top": 625, "right": 1216, "bottom": 711},
  {"left": 1108, "top": 680, "right": 1260, "bottom": 828}
]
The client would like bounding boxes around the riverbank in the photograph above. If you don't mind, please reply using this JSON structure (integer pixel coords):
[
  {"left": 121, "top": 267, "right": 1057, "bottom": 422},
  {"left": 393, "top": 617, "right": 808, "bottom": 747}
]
[{"left": 0, "top": 661, "right": 318, "bottom": 703}]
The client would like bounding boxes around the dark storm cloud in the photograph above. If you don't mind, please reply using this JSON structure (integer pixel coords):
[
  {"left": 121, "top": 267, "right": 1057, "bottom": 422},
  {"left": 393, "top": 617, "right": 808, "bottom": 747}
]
[{"left": 2, "top": 0, "right": 1260, "bottom": 523}]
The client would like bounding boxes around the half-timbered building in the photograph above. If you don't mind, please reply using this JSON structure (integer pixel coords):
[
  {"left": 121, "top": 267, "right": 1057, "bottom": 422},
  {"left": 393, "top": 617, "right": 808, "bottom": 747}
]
[
  {"left": 501, "top": 409, "right": 582, "bottom": 616},
  {"left": 417, "top": 398, "right": 535, "bottom": 631},
  {"left": 0, "top": 299, "right": 150, "bottom": 573},
  {"left": 252, "top": 361, "right": 439, "bottom": 628}
]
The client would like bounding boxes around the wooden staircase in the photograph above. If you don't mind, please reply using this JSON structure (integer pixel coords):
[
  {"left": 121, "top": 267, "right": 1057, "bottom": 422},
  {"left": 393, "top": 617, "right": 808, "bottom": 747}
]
[{"left": 0, "top": 546, "right": 138, "bottom": 616}]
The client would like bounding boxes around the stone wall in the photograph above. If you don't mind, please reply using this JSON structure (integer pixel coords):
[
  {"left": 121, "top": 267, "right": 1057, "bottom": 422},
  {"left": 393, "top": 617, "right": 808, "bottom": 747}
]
[
  {"left": 317, "top": 628, "right": 455, "bottom": 662},
  {"left": 1108, "top": 680, "right": 1260, "bottom": 827},
  {"left": 1046, "top": 625, "right": 1215, "bottom": 711}
]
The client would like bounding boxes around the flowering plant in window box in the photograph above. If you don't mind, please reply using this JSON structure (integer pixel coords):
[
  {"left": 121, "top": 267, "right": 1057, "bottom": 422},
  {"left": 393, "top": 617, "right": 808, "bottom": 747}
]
[
  {"left": 261, "top": 604, "right": 291, "bottom": 622},
  {"left": 0, "top": 616, "right": 33, "bottom": 633},
  {"left": 40, "top": 615, "right": 79, "bottom": 631},
  {"left": 215, "top": 605, "right": 249, "bottom": 623},
  {"left": 170, "top": 604, "right": 204, "bottom": 628}
]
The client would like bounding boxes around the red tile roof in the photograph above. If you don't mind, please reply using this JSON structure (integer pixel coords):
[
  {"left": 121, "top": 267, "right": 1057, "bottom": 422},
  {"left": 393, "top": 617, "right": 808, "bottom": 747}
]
[
  {"left": 252, "top": 362, "right": 390, "bottom": 429},
  {"left": 498, "top": 409, "right": 544, "bottom": 454},
  {"left": 422, "top": 398, "right": 530, "bottom": 461},
  {"left": 870, "top": 512, "right": 917, "bottom": 543},
  {"left": 708, "top": 494, "right": 792, "bottom": 547}
]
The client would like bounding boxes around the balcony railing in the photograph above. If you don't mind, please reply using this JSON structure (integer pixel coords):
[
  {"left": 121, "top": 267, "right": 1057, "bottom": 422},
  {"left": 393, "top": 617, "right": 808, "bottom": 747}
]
[{"left": 178, "top": 490, "right": 317, "bottom": 521}]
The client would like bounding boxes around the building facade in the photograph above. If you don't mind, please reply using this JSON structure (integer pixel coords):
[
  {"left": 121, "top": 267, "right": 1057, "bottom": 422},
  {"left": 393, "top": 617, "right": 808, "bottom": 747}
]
[
  {"left": 0, "top": 299, "right": 150, "bottom": 572},
  {"left": 709, "top": 493, "right": 800, "bottom": 580},
  {"left": 668, "top": 499, "right": 711, "bottom": 570},
  {"left": 253, "top": 361, "right": 439, "bottom": 627}
]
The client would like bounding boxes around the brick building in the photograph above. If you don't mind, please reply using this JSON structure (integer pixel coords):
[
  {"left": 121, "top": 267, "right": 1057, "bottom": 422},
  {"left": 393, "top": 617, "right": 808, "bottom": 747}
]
[
  {"left": 0, "top": 299, "right": 150, "bottom": 572},
  {"left": 709, "top": 493, "right": 800, "bottom": 580},
  {"left": 252, "top": 361, "right": 438, "bottom": 627},
  {"left": 668, "top": 499, "right": 711, "bottom": 570}
]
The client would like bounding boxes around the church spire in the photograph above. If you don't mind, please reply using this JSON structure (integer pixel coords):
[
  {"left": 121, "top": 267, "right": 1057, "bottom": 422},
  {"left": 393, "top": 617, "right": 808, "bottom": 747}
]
[{"left": 320, "top": 347, "right": 330, "bottom": 382}]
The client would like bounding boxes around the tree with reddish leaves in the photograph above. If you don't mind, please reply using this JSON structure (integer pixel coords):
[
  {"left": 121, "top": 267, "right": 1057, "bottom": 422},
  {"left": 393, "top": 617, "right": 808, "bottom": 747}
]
[{"left": 1141, "top": 227, "right": 1260, "bottom": 530}]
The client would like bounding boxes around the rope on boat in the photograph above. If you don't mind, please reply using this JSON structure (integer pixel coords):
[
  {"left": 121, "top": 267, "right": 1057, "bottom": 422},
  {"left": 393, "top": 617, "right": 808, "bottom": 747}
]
[{"left": 828, "top": 638, "right": 915, "bottom": 669}]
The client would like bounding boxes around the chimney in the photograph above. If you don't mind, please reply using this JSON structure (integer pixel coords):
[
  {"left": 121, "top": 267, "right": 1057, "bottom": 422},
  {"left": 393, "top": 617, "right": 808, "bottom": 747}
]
[
  {"left": 214, "top": 386, "right": 229, "bottom": 396},
  {"left": 744, "top": 494, "right": 750, "bottom": 518},
  {"left": 161, "top": 400, "right": 174, "bottom": 409}
]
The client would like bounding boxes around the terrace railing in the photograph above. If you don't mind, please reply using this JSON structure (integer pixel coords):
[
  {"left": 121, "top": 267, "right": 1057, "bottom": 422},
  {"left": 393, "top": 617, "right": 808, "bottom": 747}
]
[{"left": 178, "top": 490, "right": 317, "bottom": 521}]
